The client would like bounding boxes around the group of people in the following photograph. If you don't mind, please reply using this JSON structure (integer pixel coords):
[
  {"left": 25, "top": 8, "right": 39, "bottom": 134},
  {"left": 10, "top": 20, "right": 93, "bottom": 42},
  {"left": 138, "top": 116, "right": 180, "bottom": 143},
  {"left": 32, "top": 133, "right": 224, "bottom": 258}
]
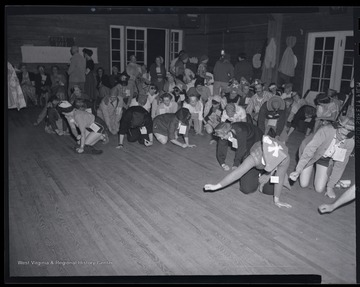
[{"left": 12, "top": 46, "right": 355, "bottom": 211}]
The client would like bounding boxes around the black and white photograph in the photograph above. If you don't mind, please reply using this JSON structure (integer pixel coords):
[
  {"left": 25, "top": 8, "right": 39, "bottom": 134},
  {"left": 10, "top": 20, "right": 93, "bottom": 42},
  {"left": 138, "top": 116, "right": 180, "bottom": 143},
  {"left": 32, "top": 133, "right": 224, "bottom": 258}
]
[{"left": 5, "top": 5, "right": 359, "bottom": 284}]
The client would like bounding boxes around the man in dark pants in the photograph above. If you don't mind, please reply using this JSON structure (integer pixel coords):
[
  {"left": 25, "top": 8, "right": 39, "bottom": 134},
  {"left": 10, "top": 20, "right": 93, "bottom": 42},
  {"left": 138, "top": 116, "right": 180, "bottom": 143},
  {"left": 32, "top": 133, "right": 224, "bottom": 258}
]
[
  {"left": 116, "top": 94, "right": 153, "bottom": 148},
  {"left": 214, "top": 121, "right": 263, "bottom": 194}
]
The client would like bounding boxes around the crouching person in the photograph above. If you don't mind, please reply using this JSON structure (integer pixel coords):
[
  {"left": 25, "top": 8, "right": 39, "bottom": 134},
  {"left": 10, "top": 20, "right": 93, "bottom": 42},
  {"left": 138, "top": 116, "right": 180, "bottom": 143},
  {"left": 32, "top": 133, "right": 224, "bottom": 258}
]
[
  {"left": 116, "top": 94, "right": 154, "bottom": 148},
  {"left": 204, "top": 135, "right": 292, "bottom": 208},
  {"left": 57, "top": 101, "right": 109, "bottom": 154},
  {"left": 33, "top": 95, "right": 69, "bottom": 136}
]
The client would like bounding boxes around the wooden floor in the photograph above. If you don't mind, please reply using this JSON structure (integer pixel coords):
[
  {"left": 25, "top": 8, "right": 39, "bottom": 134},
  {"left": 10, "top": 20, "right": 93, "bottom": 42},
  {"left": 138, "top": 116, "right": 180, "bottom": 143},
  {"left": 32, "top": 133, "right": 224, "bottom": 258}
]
[{"left": 6, "top": 106, "right": 357, "bottom": 283}]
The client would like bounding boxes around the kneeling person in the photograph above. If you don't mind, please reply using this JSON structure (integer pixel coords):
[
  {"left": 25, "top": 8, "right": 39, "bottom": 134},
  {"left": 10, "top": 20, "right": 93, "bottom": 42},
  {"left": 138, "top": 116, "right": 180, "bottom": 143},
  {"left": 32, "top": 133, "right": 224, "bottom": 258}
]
[
  {"left": 117, "top": 94, "right": 153, "bottom": 148},
  {"left": 57, "top": 101, "right": 109, "bottom": 154}
]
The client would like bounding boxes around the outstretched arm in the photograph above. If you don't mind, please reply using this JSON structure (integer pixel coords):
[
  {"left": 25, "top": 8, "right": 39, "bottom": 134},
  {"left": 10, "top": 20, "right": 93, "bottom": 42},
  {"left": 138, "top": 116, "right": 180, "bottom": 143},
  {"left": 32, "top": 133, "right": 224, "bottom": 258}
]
[
  {"left": 204, "top": 154, "right": 256, "bottom": 191},
  {"left": 319, "top": 184, "right": 355, "bottom": 213}
]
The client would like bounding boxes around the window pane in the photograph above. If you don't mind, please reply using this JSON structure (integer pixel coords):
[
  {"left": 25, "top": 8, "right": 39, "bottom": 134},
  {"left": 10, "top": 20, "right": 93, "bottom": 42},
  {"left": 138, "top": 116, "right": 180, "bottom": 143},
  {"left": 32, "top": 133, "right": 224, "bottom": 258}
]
[
  {"left": 325, "top": 37, "right": 335, "bottom": 50},
  {"left": 112, "top": 39, "right": 120, "bottom": 50},
  {"left": 174, "top": 32, "right": 179, "bottom": 41},
  {"left": 136, "top": 52, "right": 144, "bottom": 62},
  {"left": 311, "top": 79, "right": 319, "bottom": 91},
  {"left": 136, "top": 41, "right": 144, "bottom": 51},
  {"left": 137, "top": 30, "right": 144, "bottom": 39},
  {"left": 343, "top": 51, "right": 353, "bottom": 65},
  {"left": 320, "top": 79, "right": 330, "bottom": 92},
  {"left": 314, "top": 37, "right": 324, "bottom": 50},
  {"left": 111, "top": 28, "right": 120, "bottom": 38},
  {"left": 127, "top": 29, "right": 135, "bottom": 39},
  {"left": 340, "top": 80, "right": 351, "bottom": 94},
  {"left": 311, "top": 65, "right": 321, "bottom": 78},
  {"left": 323, "top": 65, "right": 332, "bottom": 78},
  {"left": 341, "top": 66, "right": 353, "bottom": 80},
  {"left": 127, "top": 51, "right": 133, "bottom": 61},
  {"left": 112, "top": 61, "right": 120, "bottom": 71},
  {"left": 324, "top": 51, "right": 333, "bottom": 65},
  {"left": 127, "top": 40, "right": 135, "bottom": 50},
  {"left": 345, "top": 36, "right": 353, "bottom": 50},
  {"left": 112, "top": 51, "right": 120, "bottom": 61},
  {"left": 313, "top": 51, "right": 322, "bottom": 64}
]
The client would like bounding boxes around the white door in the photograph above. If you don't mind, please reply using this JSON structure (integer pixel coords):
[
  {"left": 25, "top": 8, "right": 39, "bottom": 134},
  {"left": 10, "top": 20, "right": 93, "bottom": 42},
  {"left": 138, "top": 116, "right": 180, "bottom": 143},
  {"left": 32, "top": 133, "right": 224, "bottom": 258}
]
[{"left": 303, "top": 31, "right": 354, "bottom": 95}]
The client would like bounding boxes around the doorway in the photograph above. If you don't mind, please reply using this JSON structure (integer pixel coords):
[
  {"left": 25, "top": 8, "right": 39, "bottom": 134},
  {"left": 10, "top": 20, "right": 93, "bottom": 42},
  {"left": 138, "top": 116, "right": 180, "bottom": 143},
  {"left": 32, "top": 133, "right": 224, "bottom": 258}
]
[{"left": 146, "top": 29, "right": 166, "bottom": 71}]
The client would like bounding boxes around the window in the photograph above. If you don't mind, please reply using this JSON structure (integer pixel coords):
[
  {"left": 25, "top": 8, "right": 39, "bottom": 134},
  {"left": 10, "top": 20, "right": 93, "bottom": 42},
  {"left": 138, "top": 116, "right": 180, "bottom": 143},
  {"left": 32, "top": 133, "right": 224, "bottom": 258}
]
[
  {"left": 126, "top": 27, "right": 146, "bottom": 66},
  {"left": 110, "top": 25, "right": 124, "bottom": 73},
  {"left": 170, "top": 30, "right": 183, "bottom": 62}
]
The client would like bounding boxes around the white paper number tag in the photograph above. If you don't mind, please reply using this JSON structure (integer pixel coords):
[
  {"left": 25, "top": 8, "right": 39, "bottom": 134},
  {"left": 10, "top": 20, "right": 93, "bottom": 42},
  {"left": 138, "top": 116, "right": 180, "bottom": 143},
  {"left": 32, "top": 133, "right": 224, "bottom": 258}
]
[
  {"left": 125, "top": 89, "right": 130, "bottom": 97},
  {"left": 304, "top": 117, "right": 312, "bottom": 122},
  {"left": 268, "top": 119, "right": 278, "bottom": 126},
  {"left": 332, "top": 147, "right": 346, "bottom": 162},
  {"left": 270, "top": 176, "right": 279, "bottom": 183},
  {"left": 215, "top": 109, "right": 222, "bottom": 116},
  {"left": 89, "top": 122, "right": 100, "bottom": 133},
  {"left": 140, "top": 127, "right": 147, "bottom": 134},
  {"left": 232, "top": 139, "right": 238, "bottom": 149},
  {"left": 179, "top": 124, "right": 187, "bottom": 134},
  {"left": 245, "top": 97, "right": 250, "bottom": 105}
]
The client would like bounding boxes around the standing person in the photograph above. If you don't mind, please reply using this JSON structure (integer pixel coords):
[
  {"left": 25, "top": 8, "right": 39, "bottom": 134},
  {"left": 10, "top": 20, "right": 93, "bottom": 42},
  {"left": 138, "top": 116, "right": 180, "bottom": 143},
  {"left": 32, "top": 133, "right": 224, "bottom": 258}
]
[
  {"left": 34, "top": 65, "right": 52, "bottom": 107},
  {"left": 213, "top": 52, "right": 234, "bottom": 96},
  {"left": 83, "top": 48, "right": 97, "bottom": 113},
  {"left": 126, "top": 54, "right": 142, "bottom": 96},
  {"left": 8, "top": 62, "right": 26, "bottom": 110},
  {"left": 234, "top": 52, "right": 253, "bottom": 84},
  {"left": 153, "top": 107, "right": 196, "bottom": 148},
  {"left": 318, "top": 184, "right": 355, "bottom": 214},
  {"left": 150, "top": 56, "right": 166, "bottom": 93},
  {"left": 97, "top": 91, "right": 124, "bottom": 135},
  {"left": 289, "top": 116, "right": 355, "bottom": 199},
  {"left": 17, "top": 63, "right": 36, "bottom": 106},
  {"left": 116, "top": 94, "right": 154, "bottom": 148},
  {"left": 109, "top": 65, "right": 120, "bottom": 88},
  {"left": 170, "top": 50, "right": 186, "bottom": 75},
  {"left": 246, "top": 79, "right": 273, "bottom": 125},
  {"left": 57, "top": 101, "right": 109, "bottom": 154},
  {"left": 67, "top": 45, "right": 86, "bottom": 96},
  {"left": 50, "top": 65, "right": 67, "bottom": 101},
  {"left": 213, "top": 122, "right": 264, "bottom": 191},
  {"left": 174, "top": 52, "right": 189, "bottom": 84},
  {"left": 204, "top": 135, "right": 292, "bottom": 208}
]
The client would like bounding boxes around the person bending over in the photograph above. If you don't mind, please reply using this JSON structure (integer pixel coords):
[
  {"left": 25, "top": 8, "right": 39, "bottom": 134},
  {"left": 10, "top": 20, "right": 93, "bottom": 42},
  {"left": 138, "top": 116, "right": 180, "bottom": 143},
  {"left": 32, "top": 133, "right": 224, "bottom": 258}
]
[
  {"left": 116, "top": 94, "right": 153, "bottom": 148},
  {"left": 204, "top": 135, "right": 292, "bottom": 208},
  {"left": 153, "top": 107, "right": 196, "bottom": 149},
  {"left": 289, "top": 116, "right": 354, "bottom": 199},
  {"left": 57, "top": 101, "right": 109, "bottom": 154}
]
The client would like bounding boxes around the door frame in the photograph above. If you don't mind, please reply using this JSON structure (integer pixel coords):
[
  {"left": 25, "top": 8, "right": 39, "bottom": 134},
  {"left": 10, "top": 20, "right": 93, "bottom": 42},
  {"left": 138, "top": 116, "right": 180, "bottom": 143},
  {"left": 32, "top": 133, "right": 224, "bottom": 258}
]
[{"left": 302, "top": 30, "right": 353, "bottom": 95}]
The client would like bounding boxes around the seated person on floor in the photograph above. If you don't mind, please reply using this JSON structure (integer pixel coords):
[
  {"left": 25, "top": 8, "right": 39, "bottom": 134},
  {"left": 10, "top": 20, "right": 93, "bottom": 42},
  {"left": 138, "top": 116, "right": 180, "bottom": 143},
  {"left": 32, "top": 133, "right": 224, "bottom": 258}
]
[
  {"left": 287, "top": 105, "right": 316, "bottom": 138},
  {"left": 204, "top": 135, "right": 292, "bottom": 208},
  {"left": 182, "top": 88, "right": 204, "bottom": 135},
  {"left": 57, "top": 101, "right": 109, "bottom": 154},
  {"left": 116, "top": 94, "right": 153, "bottom": 148},
  {"left": 110, "top": 71, "right": 133, "bottom": 109},
  {"left": 194, "top": 76, "right": 212, "bottom": 104},
  {"left": 280, "top": 82, "right": 294, "bottom": 100},
  {"left": 246, "top": 79, "right": 273, "bottom": 125},
  {"left": 257, "top": 96, "right": 287, "bottom": 140},
  {"left": 286, "top": 91, "right": 306, "bottom": 124},
  {"left": 33, "top": 95, "right": 69, "bottom": 136},
  {"left": 169, "top": 84, "right": 186, "bottom": 109},
  {"left": 268, "top": 82, "right": 281, "bottom": 97},
  {"left": 153, "top": 107, "right": 196, "bottom": 149},
  {"left": 214, "top": 121, "right": 263, "bottom": 175},
  {"left": 203, "top": 95, "right": 223, "bottom": 135},
  {"left": 35, "top": 65, "right": 52, "bottom": 107},
  {"left": 50, "top": 65, "right": 67, "bottom": 101},
  {"left": 154, "top": 92, "right": 178, "bottom": 117},
  {"left": 97, "top": 91, "right": 124, "bottom": 135},
  {"left": 289, "top": 116, "right": 355, "bottom": 199},
  {"left": 238, "top": 81, "right": 253, "bottom": 109}
]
